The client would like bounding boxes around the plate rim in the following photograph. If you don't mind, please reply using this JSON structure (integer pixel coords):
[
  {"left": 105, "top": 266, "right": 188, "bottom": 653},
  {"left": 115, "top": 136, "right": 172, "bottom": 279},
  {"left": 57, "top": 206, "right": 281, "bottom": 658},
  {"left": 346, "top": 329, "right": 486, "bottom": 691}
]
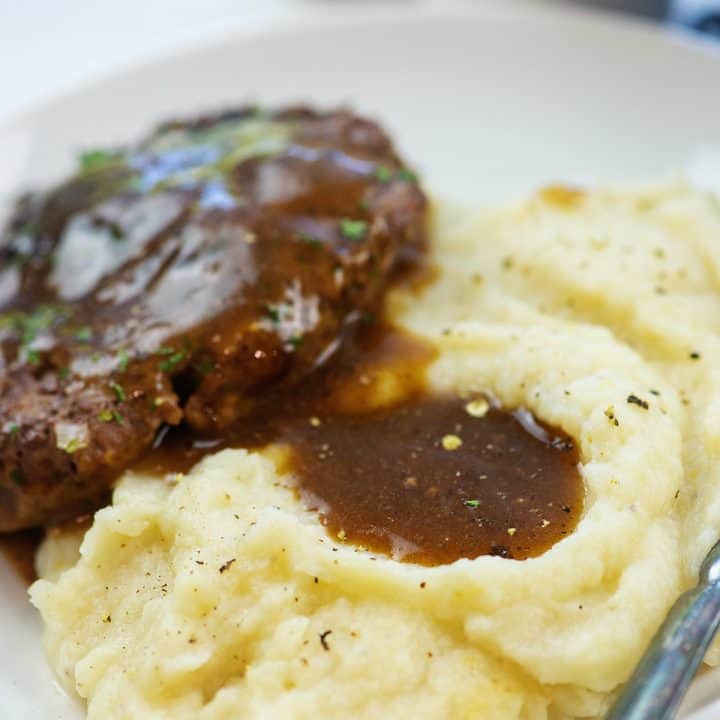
[{"left": 2, "top": 0, "right": 720, "bottom": 133}]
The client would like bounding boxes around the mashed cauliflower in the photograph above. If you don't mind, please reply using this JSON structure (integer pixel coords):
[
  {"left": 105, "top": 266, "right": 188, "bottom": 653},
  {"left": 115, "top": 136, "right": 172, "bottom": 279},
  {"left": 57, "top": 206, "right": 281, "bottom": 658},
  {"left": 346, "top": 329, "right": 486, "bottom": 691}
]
[{"left": 31, "top": 181, "right": 720, "bottom": 719}]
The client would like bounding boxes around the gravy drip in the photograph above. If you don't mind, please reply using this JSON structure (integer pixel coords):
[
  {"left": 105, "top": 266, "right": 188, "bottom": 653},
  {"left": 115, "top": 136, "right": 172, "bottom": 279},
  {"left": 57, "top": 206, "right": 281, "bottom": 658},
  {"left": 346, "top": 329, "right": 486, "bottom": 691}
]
[
  {"left": 0, "top": 529, "right": 41, "bottom": 584},
  {"left": 139, "top": 324, "right": 584, "bottom": 565}
]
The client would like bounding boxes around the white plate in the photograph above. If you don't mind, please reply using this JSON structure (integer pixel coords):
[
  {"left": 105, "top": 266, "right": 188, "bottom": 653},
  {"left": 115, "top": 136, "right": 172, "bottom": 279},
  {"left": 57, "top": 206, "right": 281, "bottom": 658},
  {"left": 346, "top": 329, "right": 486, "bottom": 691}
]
[{"left": 2, "top": 3, "right": 720, "bottom": 718}]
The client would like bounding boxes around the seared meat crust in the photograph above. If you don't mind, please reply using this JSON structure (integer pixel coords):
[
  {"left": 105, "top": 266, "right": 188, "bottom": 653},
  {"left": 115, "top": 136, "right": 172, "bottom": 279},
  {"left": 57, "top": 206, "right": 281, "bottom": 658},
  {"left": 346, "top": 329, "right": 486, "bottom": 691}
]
[{"left": 0, "top": 106, "right": 426, "bottom": 531}]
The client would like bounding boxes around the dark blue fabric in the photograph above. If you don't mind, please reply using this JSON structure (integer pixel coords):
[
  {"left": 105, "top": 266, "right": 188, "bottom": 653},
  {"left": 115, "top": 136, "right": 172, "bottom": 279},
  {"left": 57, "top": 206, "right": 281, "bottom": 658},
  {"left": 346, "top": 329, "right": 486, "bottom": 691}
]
[{"left": 671, "top": 0, "right": 720, "bottom": 38}]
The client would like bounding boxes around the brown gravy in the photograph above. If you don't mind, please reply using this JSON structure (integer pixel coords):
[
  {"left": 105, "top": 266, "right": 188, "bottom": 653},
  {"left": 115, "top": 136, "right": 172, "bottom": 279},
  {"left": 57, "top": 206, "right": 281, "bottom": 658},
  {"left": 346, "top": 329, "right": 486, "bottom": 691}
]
[
  {"left": 0, "top": 108, "right": 583, "bottom": 576},
  {"left": 0, "top": 325, "right": 582, "bottom": 574},
  {"left": 0, "top": 529, "right": 42, "bottom": 584},
  {"left": 138, "top": 323, "right": 583, "bottom": 565},
  {"left": 283, "top": 396, "right": 581, "bottom": 564}
]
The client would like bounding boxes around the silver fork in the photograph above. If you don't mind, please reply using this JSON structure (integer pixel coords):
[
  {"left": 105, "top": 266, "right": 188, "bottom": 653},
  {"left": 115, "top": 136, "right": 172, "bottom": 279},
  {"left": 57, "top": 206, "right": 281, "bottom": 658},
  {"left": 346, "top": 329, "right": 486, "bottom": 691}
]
[{"left": 607, "top": 539, "right": 720, "bottom": 719}]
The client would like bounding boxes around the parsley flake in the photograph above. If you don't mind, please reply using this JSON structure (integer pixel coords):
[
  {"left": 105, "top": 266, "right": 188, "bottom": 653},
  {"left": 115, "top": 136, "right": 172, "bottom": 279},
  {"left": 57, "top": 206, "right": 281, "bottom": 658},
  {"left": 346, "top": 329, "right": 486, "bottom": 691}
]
[
  {"left": 98, "top": 409, "right": 123, "bottom": 424},
  {"left": 339, "top": 218, "right": 368, "bottom": 241},
  {"left": 264, "top": 306, "right": 280, "bottom": 323},
  {"left": 75, "top": 326, "right": 93, "bottom": 342},
  {"left": 117, "top": 349, "right": 130, "bottom": 371},
  {"left": 110, "top": 382, "right": 126, "bottom": 402},
  {"left": 158, "top": 350, "right": 186, "bottom": 373},
  {"left": 78, "top": 148, "right": 118, "bottom": 171},
  {"left": 63, "top": 438, "right": 86, "bottom": 454},
  {"left": 397, "top": 168, "right": 418, "bottom": 183},
  {"left": 26, "top": 349, "right": 41, "bottom": 366},
  {"left": 373, "top": 165, "right": 392, "bottom": 183}
]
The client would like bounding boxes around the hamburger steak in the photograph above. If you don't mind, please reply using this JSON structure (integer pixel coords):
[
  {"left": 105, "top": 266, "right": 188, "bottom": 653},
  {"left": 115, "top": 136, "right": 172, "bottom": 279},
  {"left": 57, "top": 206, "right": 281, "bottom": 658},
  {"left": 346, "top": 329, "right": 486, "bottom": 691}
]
[{"left": 0, "top": 107, "right": 427, "bottom": 531}]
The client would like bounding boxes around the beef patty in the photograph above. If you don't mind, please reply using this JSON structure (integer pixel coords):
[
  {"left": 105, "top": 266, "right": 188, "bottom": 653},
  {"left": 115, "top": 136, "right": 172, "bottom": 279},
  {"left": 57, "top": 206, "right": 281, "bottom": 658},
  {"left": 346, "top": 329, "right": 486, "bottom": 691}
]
[{"left": 0, "top": 106, "right": 427, "bottom": 531}]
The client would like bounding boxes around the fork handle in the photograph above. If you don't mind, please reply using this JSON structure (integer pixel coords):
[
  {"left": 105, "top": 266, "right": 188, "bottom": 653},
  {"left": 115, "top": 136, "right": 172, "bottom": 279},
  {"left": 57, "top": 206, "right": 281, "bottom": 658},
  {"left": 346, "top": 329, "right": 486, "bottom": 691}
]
[{"left": 606, "top": 581, "right": 720, "bottom": 720}]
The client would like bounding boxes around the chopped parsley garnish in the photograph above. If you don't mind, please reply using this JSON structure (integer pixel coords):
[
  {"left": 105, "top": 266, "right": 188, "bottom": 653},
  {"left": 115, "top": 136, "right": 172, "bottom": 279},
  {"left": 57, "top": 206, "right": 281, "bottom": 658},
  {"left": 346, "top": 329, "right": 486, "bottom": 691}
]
[
  {"left": 397, "top": 168, "right": 418, "bottom": 183},
  {"left": 78, "top": 148, "right": 118, "bottom": 171},
  {"left": 117, "top": 349, "right": 130, "bottom": 371},
  {"left": 264, "top": 306, "right": 280, "bottom": 323},
  {"left": 373, "top": 165, "right": 393, "bottom": 183},
  {"left": 287, "top": 336, "right": 304, "bottom": 350},
  {"left": 26, "top": 349, "right": 41, "bottom": 366},
  {"left": 339, "top": 218, "right": 368, "bottom": 241},
  {"left": 56, "top": 425, "right": 88, "bottom": 452},
  {"left": 158, "top": 349, "right": 186, "bottom": 373},
  {"left": 75, "top": 326, "right": 93, "bottom": 342},
  {"left": 110, "top": 382, "right": 126, "bottom": 402},
  {"left": 98, "top": 409, "right": 123, "bottom": 424},
  {"left": 464, "top": 499, "right": 480, "bottom": 508},
  {"left": 6, "top": 423, "right": 20, "bottom": 436},
  {"left": 0, "top": 304, "right": 71, "bottom": 347},
  {"left": 10, "top": 468, "right": 25, "bottom": 486},
  {"left": 58, "top": 367, "right": 71, "bottom": 381},
  {"left": 66, "top": 439, "right": 84, "bottom": 453}
]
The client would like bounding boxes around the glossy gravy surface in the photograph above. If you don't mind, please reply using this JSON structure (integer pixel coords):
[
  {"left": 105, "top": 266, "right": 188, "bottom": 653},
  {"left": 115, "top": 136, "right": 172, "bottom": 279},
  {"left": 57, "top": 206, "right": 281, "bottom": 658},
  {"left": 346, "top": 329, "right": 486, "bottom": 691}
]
[
  {"left": 140, "top": 324, "right": 583, "bottom": 565},
  {"left": 0, "top": 108, "right": 583, "bottom": 576}
]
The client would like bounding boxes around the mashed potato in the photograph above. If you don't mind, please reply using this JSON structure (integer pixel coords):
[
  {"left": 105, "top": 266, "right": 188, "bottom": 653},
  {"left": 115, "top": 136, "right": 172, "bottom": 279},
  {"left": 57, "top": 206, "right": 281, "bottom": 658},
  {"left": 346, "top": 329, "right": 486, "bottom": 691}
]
[{"left": 31, "top": 181, "right": 720, "bottom": 719}]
